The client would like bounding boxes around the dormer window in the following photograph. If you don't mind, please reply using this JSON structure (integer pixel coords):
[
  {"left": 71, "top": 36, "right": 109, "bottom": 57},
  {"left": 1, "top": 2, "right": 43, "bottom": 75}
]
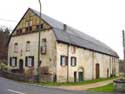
[{"left": 14, "top": 43, "right": 18, "bottom": 53}]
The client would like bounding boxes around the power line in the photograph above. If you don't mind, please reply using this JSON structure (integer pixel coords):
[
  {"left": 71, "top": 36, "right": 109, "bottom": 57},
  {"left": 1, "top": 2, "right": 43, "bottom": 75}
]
[{"left": 0, "top": 18, "right": 17, "bottom": 23}]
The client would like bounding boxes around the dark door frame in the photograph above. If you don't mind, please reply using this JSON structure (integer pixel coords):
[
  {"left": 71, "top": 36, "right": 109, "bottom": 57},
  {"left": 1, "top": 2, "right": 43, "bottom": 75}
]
[
  {"left": 96, "top": 63, "right": 100, "bottom": 79},
  {"left": 19, "top": 59, "right": 24, "bottom": 73},
  {"left": 74, "top": 71, "right": 77, "bottom": 82}
]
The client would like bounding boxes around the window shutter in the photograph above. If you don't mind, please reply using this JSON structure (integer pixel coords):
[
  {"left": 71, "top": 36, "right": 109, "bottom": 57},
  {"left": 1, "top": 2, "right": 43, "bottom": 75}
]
[
  {"left": 60, "top": 56, "right": 62, "bottom": 66},
  {"left": 10, "top": 57, "right": 12, "bottom": 66},
  {"left": 15, "top": 57, "right": 17, "bottom": 66},
  {"left": 25, "top": 56, "right": 28, "bottom": 67},
  {"left": 75, "top": 57, "right": 77, "bottom": 66},
  {"left": 71, "top": 57, "right": 72, "bottom": 66},
  {"left": 66, "top": 56, "right": 68, "bottom": 65},
  {"left": 32, "top": 56, "right": 34, "bottom": 67}
]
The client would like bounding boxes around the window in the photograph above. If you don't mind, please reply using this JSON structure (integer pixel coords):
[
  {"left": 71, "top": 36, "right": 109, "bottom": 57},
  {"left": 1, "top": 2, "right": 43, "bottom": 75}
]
[
  {"left": 14, "top": 43, "right": 18, "bottom": 53},
  {"left": 41, "top": 38, "right": 47, "bottom": 54},
  {"left": 16, "top": 29, "right": 22, "bottom": 34},
  {"left": 26, "top": 21, "right": 32, "bottom": 27},
  {"left": 25, "top": 56, "right": 34, "bottom": 67},
  {"left": 71, "top": 46, "right": 76, "bottom": 54},
  {"left": 29, "top": 21, "right": 32, "bottom": 26},
  {"left": 26, "top": 41, "right": 30, "bottom": 52},
  {"left": 29, "top": 26, "right": 32, "bottom": 31},
  {"left": 10, "top": 57, "right": 17, "bottom": 67},
  {"left": 71, "top": 57, "right": 77, "bottom": 66},
  {"left": 25, "top": 21, "right": 32, "bottom": 32},
  {"left": 60, "top": 56, "right": 68, "bottom": 66},
  {"left": 36, "top": 24, "right": 43, "bottom": 30}
]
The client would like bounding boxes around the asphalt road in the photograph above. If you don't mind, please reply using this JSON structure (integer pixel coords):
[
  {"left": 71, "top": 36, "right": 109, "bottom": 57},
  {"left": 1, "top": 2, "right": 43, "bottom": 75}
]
[{"left": 0, "top": 76, "right": 85, "bottom": 94}]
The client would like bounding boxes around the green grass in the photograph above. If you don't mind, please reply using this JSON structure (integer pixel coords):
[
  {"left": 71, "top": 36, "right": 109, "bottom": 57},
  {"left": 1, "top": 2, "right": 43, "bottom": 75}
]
[
  {"left": 89, "top": 83, "right": 114, "bottom": 92},
  {"left": 37, "top": 77, "right": 115, "bottom": 86}
]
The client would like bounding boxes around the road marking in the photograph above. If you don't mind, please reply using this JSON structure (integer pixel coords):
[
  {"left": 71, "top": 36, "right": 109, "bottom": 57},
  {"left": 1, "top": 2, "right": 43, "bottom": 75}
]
[{"left": 8, "top": 89, "right": 25, "bottom": 94}]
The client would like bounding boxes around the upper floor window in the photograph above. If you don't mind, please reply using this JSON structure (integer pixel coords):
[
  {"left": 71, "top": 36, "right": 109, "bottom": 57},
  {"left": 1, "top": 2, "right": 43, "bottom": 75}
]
[
  {"left": 25, "top": 56, "right": 34, "bottom": 67},
  {"left": 71, "top": 57, "right": 77, "bottom": 66},
  {"left": 10, "top": 57, "right": 17, "bottom": 67},
  {"left": 71, "top": 46, "right": 76, "bottom": 54},
  {"left": 36, "top": 24, "right": 43, "bottom": 30},
  {"left": 16, "top": 29, "right": 22, "bottom": 34},
  {"left": 14, "top": 43, "right": 18, "bottom": 53},
  {"left": 60, "top": 55, "right": 68, "bottom": 66},
  {"left": 26, "top": 41, "right": 30, "bottom": 52},
  {"left": 25, "top": 21, "right": 32, "bottom": 32},
  {"left": 26, "top": 20, "right": 32, "bottom": 27},
  {"left": 41, "top": 38, "right": 47, "bottom": 54}
]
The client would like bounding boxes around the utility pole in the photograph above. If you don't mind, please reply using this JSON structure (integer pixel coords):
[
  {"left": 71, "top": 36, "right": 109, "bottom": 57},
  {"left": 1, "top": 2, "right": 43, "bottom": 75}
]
[
  {"left": 37, "top": 0, "right": 42, "bottom": 82},
  {"left": 122, "top": 30, "right": 125, "bottom": 63}
]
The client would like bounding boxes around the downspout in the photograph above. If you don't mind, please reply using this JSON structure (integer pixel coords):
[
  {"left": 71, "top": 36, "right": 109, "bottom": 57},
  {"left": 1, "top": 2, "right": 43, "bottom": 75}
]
[
  {"left": 63, "top": 24, "right": 69, "bottom": 82},
  {"left": 67, "top": 44, "right": 70, "bottom": 82},
  {"left": 92, "top": 51, "right": 94, "bottom": 80},
  {"left": 110, "top": 56, "right": 111, "bottom": 77}
]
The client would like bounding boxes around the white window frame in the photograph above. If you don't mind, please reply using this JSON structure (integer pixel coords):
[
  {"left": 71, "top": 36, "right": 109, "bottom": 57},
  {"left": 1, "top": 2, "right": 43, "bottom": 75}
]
[
  {"left": 60, "top": 56, "right": 67, "bottom": 66},
  {"left": 71, "top": 57, "right": 76, "bottom": 66},
  {"left": 14, "top": 43, "right": 18, "bottom": 53},
  {"left": 27, "top": 57, "right": 32, "bottom": 67},
  {"left": 26, "top": 41, "right": 30, "bottom": 52}
]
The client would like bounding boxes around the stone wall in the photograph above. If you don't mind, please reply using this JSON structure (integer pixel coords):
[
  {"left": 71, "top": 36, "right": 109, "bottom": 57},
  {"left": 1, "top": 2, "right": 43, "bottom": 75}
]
[
  {"left": 8, "top": 29, "right": 56, "bottom": 81},
  {"left": 56, "top": 42, "right": 119, "bottom": 82}
]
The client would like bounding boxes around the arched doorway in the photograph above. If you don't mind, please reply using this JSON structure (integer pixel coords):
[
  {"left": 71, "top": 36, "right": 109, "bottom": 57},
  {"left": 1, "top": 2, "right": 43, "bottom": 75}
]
[
  {"left": 19, "top": 59, "right": 24, "bottom": 73},
  {"left": 96, "top": 63, "right": 100, "bottom": 79},
  {"left": 78, "top": 67, "right": 84, "bottom": 82}
]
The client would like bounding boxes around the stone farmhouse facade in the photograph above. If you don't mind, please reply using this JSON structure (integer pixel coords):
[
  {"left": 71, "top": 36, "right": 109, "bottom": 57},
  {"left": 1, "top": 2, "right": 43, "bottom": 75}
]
[{"left": 8, "top": 8, "right": 119, "bottom": 82}]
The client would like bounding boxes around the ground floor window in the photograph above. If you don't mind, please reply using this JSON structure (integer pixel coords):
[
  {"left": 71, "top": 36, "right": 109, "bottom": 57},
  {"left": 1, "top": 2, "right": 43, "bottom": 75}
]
[
  {"left": 25, "top": 56, "right": 34, "bottom": 67},
  {"left": 10, "top": 57, "right": 17, "bottom": 67}
]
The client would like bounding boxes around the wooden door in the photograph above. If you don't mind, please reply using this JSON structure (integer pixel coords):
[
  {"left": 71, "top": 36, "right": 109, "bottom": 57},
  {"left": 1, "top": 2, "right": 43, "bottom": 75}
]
[
  {"left": 107, "top": 68, "right": 109, "bottom": 78},
  {"left": 79, "top": 72, "right": 83, "bottom": 81},
  {"left": 96, "top": 64, "right": 100, "bottom": 79},
  {"left": 19, "top": 59, "right": 24, "bottom": 72},
  {"left": 74, "top": 71, "right": 77, "bottom": 82}
]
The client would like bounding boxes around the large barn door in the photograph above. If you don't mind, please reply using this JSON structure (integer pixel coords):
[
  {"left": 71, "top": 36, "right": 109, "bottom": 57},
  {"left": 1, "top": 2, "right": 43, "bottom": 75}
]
[{"left": 96, "top": 64, "right": 100, "bottom": 79}]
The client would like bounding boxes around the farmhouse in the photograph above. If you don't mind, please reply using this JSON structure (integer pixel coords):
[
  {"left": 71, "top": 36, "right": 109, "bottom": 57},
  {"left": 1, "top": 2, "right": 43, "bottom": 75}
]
[{"left": 8, "top": 8, "right": 119, "bottom": 82}]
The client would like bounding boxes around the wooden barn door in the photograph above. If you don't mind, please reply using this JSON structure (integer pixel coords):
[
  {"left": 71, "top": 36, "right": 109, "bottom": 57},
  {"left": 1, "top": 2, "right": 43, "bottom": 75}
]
[{"left": 96, "top": 64, "right": 100, "bottom": 79}]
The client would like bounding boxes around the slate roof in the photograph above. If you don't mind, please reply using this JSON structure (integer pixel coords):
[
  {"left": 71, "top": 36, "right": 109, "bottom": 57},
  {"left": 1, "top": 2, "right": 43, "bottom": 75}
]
[{"left": 31, "top": 8, "right": 118, "bottom": 57}]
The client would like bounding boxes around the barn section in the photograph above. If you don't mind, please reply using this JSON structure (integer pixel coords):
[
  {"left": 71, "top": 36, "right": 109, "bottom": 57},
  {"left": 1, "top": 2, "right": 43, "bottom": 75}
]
[{"left": 8, "top": 8, "right": 119, "bottom": 82}]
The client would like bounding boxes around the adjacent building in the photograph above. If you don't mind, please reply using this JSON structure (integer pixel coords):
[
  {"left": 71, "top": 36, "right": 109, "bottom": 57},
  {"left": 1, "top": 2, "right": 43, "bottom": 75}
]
[{"left": 8, "top": 8, "right": 119, "bottom": 82}]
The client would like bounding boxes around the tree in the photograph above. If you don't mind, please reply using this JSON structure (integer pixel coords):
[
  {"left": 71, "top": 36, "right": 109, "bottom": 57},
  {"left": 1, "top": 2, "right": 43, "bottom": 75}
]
[{"left": 0, "top": 26, "right": 10, "bottom": 64}]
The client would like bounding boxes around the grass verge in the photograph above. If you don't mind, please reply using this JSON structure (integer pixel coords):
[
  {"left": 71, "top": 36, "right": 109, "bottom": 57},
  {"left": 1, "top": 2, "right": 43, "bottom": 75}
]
[
  {"left": 37, "top": 77, "right": 115, "bottom": 86},
  {"left": 88, "top": 83, "right": 114, "bottom": 92}
]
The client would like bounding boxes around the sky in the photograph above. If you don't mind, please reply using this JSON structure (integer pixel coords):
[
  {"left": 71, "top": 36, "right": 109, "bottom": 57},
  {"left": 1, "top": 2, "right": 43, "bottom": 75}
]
[{"left": 0, "top": 0, "right": 124, "bottom": 59}]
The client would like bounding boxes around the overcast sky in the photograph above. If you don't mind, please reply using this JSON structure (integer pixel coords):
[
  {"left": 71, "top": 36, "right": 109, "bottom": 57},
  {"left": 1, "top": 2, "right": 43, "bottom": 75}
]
[{"left": 0, "top": 0, "right": 124, "bottom": 59}]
